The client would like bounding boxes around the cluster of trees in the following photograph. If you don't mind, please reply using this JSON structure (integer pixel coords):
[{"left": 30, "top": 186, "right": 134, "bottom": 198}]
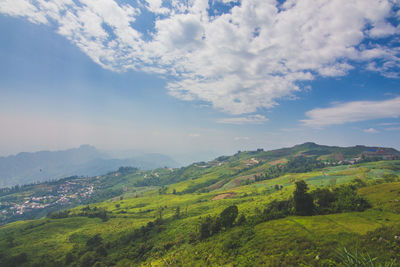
[
  {"left": 197, "top": 205, "right": 245, "bottom": 240},
  {"left": 48, "top": 206, "right": 110, "bottom": 221},
  {"left": 256, "top": 181, "right": 371, "bottom": 223},
  {"left": 255, "top": 156, "right": 325, "bottom": 182},
  {"left": 78, "top": 206, "right": 109, "bottom": 221}
]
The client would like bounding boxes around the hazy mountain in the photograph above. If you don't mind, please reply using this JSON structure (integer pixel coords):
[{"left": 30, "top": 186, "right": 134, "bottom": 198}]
[{"left": 0, "top": 145, "right": 179, "bottom": 187}]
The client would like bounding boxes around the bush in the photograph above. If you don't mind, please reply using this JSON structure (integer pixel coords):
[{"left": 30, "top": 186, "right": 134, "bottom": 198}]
[
  {"left": 263, "top": 199, "right": 292, "bottom": 220},
  {"left": 333, "top": 185, "right": 371, "bottom": 212}
]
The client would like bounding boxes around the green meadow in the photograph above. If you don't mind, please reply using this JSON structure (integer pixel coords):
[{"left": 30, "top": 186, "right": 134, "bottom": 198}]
[{"left": 1, "top": 145, "right": 400, "bottom": 266}]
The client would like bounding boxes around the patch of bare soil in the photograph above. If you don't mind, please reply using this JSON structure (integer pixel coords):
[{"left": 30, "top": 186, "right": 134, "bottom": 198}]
[{"left": 212, "top": 192, "right": 237, "bottom": 200}]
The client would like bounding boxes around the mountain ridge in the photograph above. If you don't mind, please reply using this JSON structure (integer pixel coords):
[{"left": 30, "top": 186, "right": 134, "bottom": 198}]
[{"left": 0, "top": 145, "right": 179, "bottom": 187}]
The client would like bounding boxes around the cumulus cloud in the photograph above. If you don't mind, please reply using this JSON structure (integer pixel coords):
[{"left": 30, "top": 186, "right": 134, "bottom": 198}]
[
  {"left": 301, "top": 97, "right": 400, "bottom": 128},
  {"left": 217, "top": 114, "right": 268, "bottom": 124},
  {"left": 1, "top": 0, "right": 399, "bottom": 114}
]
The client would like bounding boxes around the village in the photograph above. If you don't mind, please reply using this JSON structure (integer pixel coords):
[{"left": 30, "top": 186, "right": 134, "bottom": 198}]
[{"left": 0, "top": 177, "right": 95, "bottom": 225}]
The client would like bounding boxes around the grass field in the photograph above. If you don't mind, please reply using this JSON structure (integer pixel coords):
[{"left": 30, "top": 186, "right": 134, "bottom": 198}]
[{"left": 1, "top": 160, "right": 400, "bottom": 266}]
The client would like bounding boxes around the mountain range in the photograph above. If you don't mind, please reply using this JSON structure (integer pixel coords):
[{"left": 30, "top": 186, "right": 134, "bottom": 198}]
[{"left": 0, "top": 145, "right": 179, "bottom": 187}]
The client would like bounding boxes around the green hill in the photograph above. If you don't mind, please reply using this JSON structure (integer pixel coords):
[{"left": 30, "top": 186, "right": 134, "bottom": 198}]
[{"left": 0, "top": 143, "right": 400, "bottom": 266}]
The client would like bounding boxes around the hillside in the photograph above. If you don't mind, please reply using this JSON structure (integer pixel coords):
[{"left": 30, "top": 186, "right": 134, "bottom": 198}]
[
  {"left": 0, "top": 143, "right": 400, "bottom": 266},
  {"left": 0, "top": 145, "right": 179, "bottom": 187}
]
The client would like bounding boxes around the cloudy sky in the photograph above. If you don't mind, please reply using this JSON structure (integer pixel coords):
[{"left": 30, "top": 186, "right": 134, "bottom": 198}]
[{"left": 0, "top": 0, "right": 399, "bottom": 161}]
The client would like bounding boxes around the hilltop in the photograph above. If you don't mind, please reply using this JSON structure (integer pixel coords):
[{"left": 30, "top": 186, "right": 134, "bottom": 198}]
[{"left": 0, "top": 143, "right": 399, "bottom": 266}]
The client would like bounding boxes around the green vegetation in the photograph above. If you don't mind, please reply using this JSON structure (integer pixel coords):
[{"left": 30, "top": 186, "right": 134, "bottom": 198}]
[{"left": 0, "top": 143, "right": 400, "bottom": 266}]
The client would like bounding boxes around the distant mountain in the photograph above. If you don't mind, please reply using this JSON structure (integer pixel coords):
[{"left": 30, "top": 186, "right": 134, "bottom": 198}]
[
  {"left": 0, "top": 145, "right": 179, "bottom": 187},
  {"left": 261, "top": 142, "right": 400, "bottom": 161}
]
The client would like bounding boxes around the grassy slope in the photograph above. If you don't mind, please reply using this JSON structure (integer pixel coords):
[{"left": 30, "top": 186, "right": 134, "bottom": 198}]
[{"left": 0, "top": 160, "right": 399, "bottom": 266}]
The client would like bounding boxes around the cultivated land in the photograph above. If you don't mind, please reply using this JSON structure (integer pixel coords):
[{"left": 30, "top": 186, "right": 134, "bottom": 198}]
[{"left": 0, "top": 143, "right": 400, "bottom": 266}]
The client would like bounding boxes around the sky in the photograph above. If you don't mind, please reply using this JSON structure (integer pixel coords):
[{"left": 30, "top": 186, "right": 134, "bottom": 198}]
[{"left": 0, "top": 0, "right": 399, "bottom": 162}]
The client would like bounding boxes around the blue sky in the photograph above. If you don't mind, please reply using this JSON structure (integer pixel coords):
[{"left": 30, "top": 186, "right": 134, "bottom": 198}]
[{"left": 0, "top": 0, "right": 399, "bottom": 162}]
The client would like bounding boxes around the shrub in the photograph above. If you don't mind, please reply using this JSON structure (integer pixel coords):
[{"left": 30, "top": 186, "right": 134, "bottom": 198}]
[{"left": 333, "top": 185, "right": 371, "bottom": 212}]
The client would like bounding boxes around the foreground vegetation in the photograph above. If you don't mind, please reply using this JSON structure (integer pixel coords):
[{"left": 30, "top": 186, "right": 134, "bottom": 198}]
[{"left": 0, "top": 144, "right": 400, "bottom": 266}]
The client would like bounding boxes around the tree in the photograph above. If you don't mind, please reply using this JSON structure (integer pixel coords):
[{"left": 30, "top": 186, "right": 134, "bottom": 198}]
[
  {"left": 293, "top": 181, "right": 314, "bottom": 216},
  {"left": 220, "top": 205, "right": 238, "bottom": 228}
]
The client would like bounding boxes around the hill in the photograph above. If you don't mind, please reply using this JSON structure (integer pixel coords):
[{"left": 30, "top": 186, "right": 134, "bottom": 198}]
[
  {"left": 0, "top": 142, "right": 399, "bottom": 225},
  {"left": 0, "top": 145, "right": 179, "bottom": 187},
  {"left": 0, "top": 143, "right": 400, "bottom": 266}
]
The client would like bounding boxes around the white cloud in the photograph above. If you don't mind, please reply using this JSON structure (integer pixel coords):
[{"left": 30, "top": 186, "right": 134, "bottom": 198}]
[
  {"left": 301, "top": 97, "right": 400, "bottom": 128},
  {"left": 1, "top": 0, "right": 400, "bottom": 114},
  {"left": 145, "top": 0, "right": 170, "bottom": 14},
  {"left": 217, "top": 114, "right": 268, "bottom": 125},
  {"left": 189, "top": 133, "right": 200, "bottom": 137},
  {"left": 0, "top": 0, "right": 48, "bottom": 24},
  {"left": 363, "top": 128, "right": 379, "bottom": 133}
]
